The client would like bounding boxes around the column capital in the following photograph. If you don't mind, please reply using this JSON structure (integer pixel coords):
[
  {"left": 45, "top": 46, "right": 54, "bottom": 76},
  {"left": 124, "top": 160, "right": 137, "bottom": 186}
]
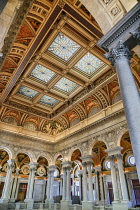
[
  {"left": 94, "top": 166, "right": 101, "bottom": 172},
  {"left": 29, "top": 162, "right": 38, "bottom": 170},
  {"left": 105, "top": 41, "right": 133, "bottom": 65},
  {"left": 80, "top": 155, "right": 93, "bottom": 163},
  {"left": 7, "top": 159, "right": 16, "bottom": 169},
  {"left": 62, "top": 161, "right": 72, "bottom": 168},
  {"left": 130, "top": 26, "right": 140, "bottom": 45},
  {"left": 47, "top": 165, "right": 57, "bottom": 172},
  {"left": 105, "top": 146, "right": 123, "bottom": 156}
]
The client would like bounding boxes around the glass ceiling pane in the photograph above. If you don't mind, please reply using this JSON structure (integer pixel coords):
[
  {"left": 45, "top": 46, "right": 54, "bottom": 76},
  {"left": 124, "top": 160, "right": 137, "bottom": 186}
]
[
  {"left": 30, "top": 64, "right": 55, "bottom": 83},
  {"left": 40, "top": 95, "right": 58, "bottom": 106},
  {"left": 54, "top": 77, "right": 78, "bottom": 93},
  {"left": 18, "top": 86, "right": 38, "bottom": 98},
  {"left": 74, "top": 52, "right": 104, "bottom": 76},
  {"left": 48, "top": 33, "right": 80, "bottom": 61}
]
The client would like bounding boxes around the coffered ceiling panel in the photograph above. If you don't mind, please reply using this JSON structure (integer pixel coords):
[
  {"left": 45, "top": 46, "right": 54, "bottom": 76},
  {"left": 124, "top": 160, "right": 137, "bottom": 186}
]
[
  {"left": 18, "top": 86, "right": 38, "bottom": 98},
  {"left": 48, "top": 32, "right": 81, "bottom": 61},
  {"left": 30, "top": 64, "right": 56, "bottom": 83},
  {"left": 74, "top": 52, "right": 105, "bottom": 78},
  {"left": 39, "top": 95, "right": 59, "bottom": 106}
]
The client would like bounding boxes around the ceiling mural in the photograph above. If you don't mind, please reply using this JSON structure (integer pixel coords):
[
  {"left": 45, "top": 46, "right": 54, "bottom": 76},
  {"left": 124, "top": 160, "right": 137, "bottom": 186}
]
[{"left": 0, "top": 0, "right": 139, "bottom": 139}]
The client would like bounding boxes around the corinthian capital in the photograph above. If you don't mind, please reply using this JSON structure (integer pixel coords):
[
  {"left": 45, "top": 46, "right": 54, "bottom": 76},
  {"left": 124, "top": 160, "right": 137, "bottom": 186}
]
[{"left": 105, "top": 41, "right": 133, "bottom": 65}]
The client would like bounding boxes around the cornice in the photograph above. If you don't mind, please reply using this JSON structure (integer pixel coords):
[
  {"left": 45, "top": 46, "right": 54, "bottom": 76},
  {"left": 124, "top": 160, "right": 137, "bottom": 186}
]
[
  {"left": 97, "top": 2, "right": 140, "bottom": 50},
  {"left": 59, "top": 108, "right": 125, "bottom": 141}
]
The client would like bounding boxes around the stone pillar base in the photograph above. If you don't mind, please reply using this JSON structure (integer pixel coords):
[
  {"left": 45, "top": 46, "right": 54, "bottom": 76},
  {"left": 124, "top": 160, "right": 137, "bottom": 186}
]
[
  {"left": 112, "top": 201, "right": 132, "bottom": 210},
  {"left": 82, "top": 201, "right": 93, "bottom": 210},
  {"left": 0, "top": 198, "right": 9, "bottom": 203},
  {"left": 61, "top": 200, "right": 72, "bottom": 210},
  {"left": 9, "top": 198, "right": 16, "bottom": 202},
  {"left": 49, "top": 199, "right": 54, "bottom": 209},
  {"left": 26, "top": 199, "right": 34, "bottom": 210}
]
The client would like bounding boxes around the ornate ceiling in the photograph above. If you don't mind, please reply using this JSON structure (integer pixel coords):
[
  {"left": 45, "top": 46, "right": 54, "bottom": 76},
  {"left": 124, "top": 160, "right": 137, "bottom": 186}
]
[{"left": 0, "top": 0, "right": 139, "bottom": 138}]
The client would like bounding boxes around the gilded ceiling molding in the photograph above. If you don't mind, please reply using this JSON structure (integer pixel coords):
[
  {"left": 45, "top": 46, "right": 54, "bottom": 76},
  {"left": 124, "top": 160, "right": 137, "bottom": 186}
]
[{"left": 0, "top": 0, "right": 34, "bottom": 65}]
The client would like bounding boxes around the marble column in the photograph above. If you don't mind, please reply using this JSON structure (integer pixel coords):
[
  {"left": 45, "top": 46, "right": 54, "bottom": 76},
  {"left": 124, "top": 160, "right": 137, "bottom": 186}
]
[
  {"left": 45, "top": 171, "right": 51, "bottom": 202},
  {"left": 116, "top": 154, "right": 132, "bottom": 208},
  {"left": 94, "top": 168, "right": 99, "bottom": 203},
  {"left": 62, "top": 168, "right": 66, "bottom": 201},
  {"left": 10, "top": 169, "right": 20, "bottom": 202},
  {"left": 49, "top": 166, "right": 56, "bottom": 203},
  {"left": 87, "top": 161, "right": 93, "bottom": 202},
  {"left": 82, "top": 162, "right": 88, "bottom": 202},
  {"left": 66, "top": 166, "right": 71, "bottom": 201},
  {"left": 25, "top": 162, "right": 37, "bottom": 210},
  {"left": 105, "top": 41, "right": 140, "bottom": 181},
  {"left": 24, "top": 164, "right": 32, "bottom": 202},
  {"left": 99, "top": 172, "right": 104, "bottom": 204},
  {"left": 0, "top": 159, "right": 15, "bottom": 203},
  {"left": 60, "top": 174, "right": 63, "bottom": 196},
  {"left": 28, "top": 163, "right": 37, "bottom": 200},
  {"left": 78, "top": 170, "right": 83, "bottom": 202},
  {"left": 108, "top": 156, "right": 119, "bottom": 202},
  {"left": 61, "top": 161, "right": 72, "bottom": 210}
]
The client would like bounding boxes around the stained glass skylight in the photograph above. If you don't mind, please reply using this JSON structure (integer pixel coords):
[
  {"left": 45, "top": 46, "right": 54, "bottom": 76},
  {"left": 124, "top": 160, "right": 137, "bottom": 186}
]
[
  {"left": 30, "top": 64, "right": 55, "bottom": 83},
  {"left": 54, "top": 78, "right": 78, "bottom": 93},
  {"left": 40, "top": 95, "right": 58, "bottom": 106},
  {"left": 48, "top": 33, "right": 80, "bottom": 61},
  {"left": 18, "top": 86, "right": 38, "bottom": 98},
  {"left": 74, "top": 52, "right": 104, "bottom": 76}
]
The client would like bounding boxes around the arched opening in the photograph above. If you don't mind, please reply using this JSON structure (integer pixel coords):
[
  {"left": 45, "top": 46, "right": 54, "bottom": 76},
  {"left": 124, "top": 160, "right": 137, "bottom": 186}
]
[
  {"left": 71, "top": 149, "right": 82, "bottom": 204},
  {"left": 15, "top": 153, "right": 30, "bottom": 202},
  {"left": 0, "top": 149, "right": 9, "bottom": 198}
]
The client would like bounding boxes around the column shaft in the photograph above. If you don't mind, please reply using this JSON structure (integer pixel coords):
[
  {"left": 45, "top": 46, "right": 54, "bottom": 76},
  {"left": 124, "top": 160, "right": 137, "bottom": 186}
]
[
  {"left": 46, "top": 171, "right": 51, "bottom": 200},
  {"left": 49, "top": 171, "right": 54, "bottom": 200},
  {"left": 87, "top": 163, "right": 93, "bottom": 202},
  {"left": 66, "top": 167, "right": 71, "bottom": 201},
  {"left": 95, "top": 171, "right": 99, "bottom": 202},
  {"left": 109, "top": 156, "right": 119, "bottom": 201},
  {"left": 62, "top": 168, "right": 66, "bottom": 200},
  {"left": 116, "top": 155, "right": 129, "bottom": 201},
  {"left": 106, "top": 42, "right": 140, "bottom": 181},
  {"left": 82, "top": 163, "right": 88, "bottom": 202}
]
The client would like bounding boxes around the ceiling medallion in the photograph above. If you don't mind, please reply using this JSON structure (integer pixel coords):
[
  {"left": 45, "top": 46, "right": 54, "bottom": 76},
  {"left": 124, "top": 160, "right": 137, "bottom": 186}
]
[{"left": 48, "top": 33, "right": 80, "bottom": 61}]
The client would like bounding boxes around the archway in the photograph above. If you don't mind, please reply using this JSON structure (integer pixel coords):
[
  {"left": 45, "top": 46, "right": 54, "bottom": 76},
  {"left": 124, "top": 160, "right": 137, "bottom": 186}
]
[{"left": 0, "top": 149, "right": 9, "bottom": 198}]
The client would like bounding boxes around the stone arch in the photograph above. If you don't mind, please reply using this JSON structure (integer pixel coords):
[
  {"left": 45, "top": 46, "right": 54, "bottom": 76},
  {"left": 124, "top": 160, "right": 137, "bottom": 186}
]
[
  {"left": 68, "top": 147, "right": 82, "bottom": 161},
  {"left": 53, "top": 153, "right": 63, "bottom": 165},
  {"left": 89, "top": 139, "right": 108, "bottom": 155},
  {"left": 36, "top": 153, "right": 53, "bottom": 165},
  {"left": 116, "top": 127, "right": 128, "bottom": 147},
  {"left": 112, "top": 91, "right": 122, "bottom": 104},
  {"left": 14, "top": 149, "right": 34, "bottom": 162},
  {"left": 0, "top": 146, "right": 14, "bottom": 159}
]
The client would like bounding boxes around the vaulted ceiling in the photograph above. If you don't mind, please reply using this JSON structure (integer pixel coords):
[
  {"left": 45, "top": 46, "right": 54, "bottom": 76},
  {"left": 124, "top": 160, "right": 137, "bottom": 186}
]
[{"left": 0, "top": 0, "right": 139, "bottom": 139}]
